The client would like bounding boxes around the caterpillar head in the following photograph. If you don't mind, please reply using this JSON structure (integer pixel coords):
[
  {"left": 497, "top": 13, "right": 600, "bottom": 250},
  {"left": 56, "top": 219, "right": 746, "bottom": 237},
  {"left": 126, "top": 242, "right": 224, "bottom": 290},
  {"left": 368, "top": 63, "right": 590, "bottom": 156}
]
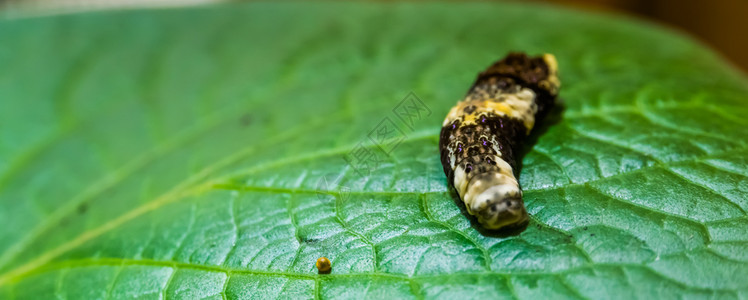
[
  {"left": 462, "top": 171, "right": 529, "bottom": 230},
  {"left": 474, "top": 184, "right": 528, "bottom": 230}
]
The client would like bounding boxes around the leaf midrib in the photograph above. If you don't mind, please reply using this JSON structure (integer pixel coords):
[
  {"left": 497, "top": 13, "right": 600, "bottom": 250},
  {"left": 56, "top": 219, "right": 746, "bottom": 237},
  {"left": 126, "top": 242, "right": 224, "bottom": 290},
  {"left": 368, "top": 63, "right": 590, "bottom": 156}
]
[{"left": 6, "top": 255, "right": 738, "bottom": 293}]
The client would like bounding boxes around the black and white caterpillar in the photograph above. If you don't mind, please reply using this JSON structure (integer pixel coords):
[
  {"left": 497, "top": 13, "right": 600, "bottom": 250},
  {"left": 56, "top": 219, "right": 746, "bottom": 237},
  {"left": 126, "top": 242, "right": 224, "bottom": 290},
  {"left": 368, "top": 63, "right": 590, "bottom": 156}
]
[{"left": 439, "top": 53, "right": 560, "bottom": 230}]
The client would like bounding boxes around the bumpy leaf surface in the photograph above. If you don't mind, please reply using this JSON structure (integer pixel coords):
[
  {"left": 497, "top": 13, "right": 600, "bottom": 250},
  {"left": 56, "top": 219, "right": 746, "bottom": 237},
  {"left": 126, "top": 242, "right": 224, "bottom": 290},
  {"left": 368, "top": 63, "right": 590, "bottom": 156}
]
[{"left": 1, "top": 2, "right": 747, "bottom": 299}]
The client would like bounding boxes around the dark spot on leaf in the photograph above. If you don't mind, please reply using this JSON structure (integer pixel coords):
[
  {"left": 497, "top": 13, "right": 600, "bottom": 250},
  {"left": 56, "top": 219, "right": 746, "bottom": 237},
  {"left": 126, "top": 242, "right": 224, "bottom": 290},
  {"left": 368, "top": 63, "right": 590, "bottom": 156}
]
[
  {"left": 240, "top": 113, "right": 252, "bottom": 127},
  {"left": 77, "top": 203, "right": 88, "bottom": 214}
]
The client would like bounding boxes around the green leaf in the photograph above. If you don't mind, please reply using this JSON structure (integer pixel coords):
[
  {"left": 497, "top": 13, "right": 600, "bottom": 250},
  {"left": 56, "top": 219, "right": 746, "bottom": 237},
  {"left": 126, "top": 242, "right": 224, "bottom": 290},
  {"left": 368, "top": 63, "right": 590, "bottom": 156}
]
[{"left": 1, "top": 2, "right": 748, "bottom": 299}]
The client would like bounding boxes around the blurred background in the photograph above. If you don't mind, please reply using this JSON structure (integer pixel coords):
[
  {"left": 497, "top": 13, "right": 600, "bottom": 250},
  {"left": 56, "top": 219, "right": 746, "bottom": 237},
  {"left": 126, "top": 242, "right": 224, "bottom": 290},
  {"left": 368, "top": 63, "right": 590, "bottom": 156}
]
[
  {"left": 1, "top": 0, "right": 746, "bottom": 73},
  {"left": 541, "top": 0, "right": 748, "bottom": 73}
]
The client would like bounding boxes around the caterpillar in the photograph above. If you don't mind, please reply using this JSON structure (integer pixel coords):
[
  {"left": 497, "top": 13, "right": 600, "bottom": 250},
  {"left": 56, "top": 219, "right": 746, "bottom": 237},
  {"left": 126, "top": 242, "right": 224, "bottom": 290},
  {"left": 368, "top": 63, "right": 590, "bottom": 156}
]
[{"left": 438, "top": 52, "right": 560, "bottom": 230}]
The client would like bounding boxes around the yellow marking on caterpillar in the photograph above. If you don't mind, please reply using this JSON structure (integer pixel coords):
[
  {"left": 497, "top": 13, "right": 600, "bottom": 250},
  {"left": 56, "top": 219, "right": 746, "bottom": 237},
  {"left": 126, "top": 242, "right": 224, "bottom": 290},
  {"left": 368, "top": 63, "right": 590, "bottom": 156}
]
[{"left": 442, "top": 88, "right": 538, "bottom": 133}]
